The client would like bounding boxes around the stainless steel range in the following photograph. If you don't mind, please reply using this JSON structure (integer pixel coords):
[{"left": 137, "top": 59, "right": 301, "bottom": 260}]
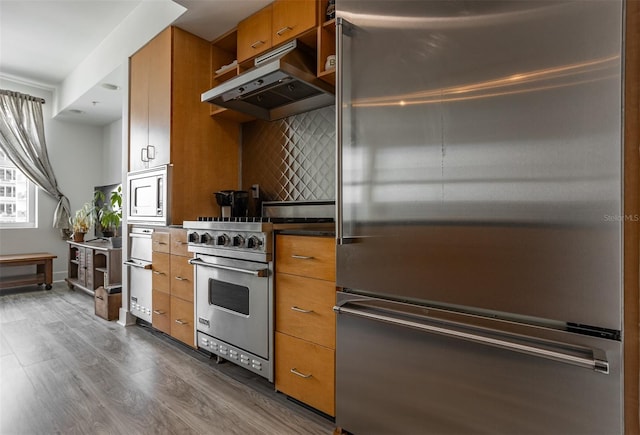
[{"left": 184, "top": 201, "right": 334, "bottom": 382}]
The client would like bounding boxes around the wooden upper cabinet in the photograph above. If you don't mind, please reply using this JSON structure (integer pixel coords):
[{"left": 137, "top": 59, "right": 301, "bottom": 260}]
[
  {"left": 129, "top": 27, "right": 171, "bottom": 171},
  {"left": 128, "top": 26, "right": 241, "bottom": 223},
  {"left": 146, "top": 28, "right": 171, "bottom": 168},
  {"left": 129, "top": 42, "right": 150, "bottom": 172},
  {"left": 237, "top": 4, "right": 273, "bottom": 63},
  {"left": 272, "top": 0, "right": 317, "bottom": 45}
]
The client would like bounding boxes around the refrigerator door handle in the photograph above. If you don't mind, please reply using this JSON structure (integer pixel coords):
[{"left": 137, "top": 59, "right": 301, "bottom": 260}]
[
  {"left": 334, "top": 302, "right": 609, "bottom": 374},
  {"left": 336, "top": 17, "right": 345, "bottom": 244}
]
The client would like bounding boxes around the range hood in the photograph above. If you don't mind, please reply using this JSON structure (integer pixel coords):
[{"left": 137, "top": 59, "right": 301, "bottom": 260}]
[{"left": 201, "top": 40, "right": 335, "bottom": 121}]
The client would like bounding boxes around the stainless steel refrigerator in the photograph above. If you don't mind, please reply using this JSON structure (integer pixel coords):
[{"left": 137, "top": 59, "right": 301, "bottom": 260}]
[{"left": 334, "top": 1, "right": 625, "bottom": 433}]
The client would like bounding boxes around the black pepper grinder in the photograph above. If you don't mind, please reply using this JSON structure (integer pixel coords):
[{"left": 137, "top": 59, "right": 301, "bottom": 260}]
[{"left": 326, "top": 0, "right": 335, "bottom": 21}]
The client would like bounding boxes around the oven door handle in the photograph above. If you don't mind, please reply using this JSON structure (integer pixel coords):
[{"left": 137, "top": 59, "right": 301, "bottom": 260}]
[
  {"left": 188, "top": 258, "right": 268, "bottom": 277},
  {"left": 124, "top": 260, "right": 152, "bottom": 269}
]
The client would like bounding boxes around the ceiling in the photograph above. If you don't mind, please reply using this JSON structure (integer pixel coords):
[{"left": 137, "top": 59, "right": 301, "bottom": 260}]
[{"left": 0, "top": 0, "right": 271, "bottom": 126}]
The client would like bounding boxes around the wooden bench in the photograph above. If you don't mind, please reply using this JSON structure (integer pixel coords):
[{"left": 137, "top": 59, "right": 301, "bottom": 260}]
[{"left": 0, "top": 253, "right": 57, "bottom": 290}]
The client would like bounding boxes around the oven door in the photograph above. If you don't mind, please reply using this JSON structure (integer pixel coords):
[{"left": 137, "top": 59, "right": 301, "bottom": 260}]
[{"left": 191, "top": 254, "right": 271, "bottom": 359}]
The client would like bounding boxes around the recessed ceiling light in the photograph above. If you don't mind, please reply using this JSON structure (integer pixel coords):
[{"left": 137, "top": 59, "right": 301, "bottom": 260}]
[
  {"left": 101, "top": 83, "right": 120, "bottom": 91},
  {"left": 68, "top": 109, "right": 84, "bottom": 114}
]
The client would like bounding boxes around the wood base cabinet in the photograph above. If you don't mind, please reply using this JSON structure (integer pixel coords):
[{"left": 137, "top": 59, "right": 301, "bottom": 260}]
[
  {"left": 275, "top": 332, "right": 335, "bottom": 416},
  {"left": 275, "top": 234, "right": 336, "bottom": 416},
  {"left": 151, "top": 228, "right": 195, "bottom": 347}
]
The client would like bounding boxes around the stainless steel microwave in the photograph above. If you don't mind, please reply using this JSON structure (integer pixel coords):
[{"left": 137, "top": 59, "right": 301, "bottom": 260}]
[{"left": 127, "top": 165, "right": 170, "bottom": 225}]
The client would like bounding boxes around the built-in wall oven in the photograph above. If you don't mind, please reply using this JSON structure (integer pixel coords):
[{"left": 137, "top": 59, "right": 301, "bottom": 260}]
[
  {"left": 124, "top": 227, "right": 153, "bottom": 322},
  {"left": 127, "top": 165, "right": 170, "bottom": 225}
]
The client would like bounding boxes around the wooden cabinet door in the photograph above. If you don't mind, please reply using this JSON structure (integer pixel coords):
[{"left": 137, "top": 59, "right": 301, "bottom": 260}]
[
  {"left": 275, "top": 332, "right": 335, "bottom": 416},
  {"left": 171, "top": 296, "right": 195, "bottom": 347},
  {"left": 129, "top": 43, "right": 150, "bottom": 171},
  {"left": 77, "top": 247, "right": 87, "bottom": 286},
  {"left": 147, "top": 27, "right": 172, "bottom": 168},
  {"left": 152, "top": 231, "right": 170, "bottom": 253},
  {"left": 171, "top": 255, "right": 193, "bottom": 302},
  {"left": 169, "top": 228, "right": 188, "bottom": 256},
  {"left": 152, "top": 252, "right": 171, "bottom": 294},
  {"left": 275, "top": 273, "right": 336, "bottom": 349},
  {"left": 237, "top": 4, "right": 273, "bottom": 63},
  {"left": 152, "top": 289, "right": 171, "bottom": 334},
  {"left": 272, "top": 0, "right": 317, "bottom": 45},
  {"left": 276, "top": 235, "right": 336, "bottom": 281}
]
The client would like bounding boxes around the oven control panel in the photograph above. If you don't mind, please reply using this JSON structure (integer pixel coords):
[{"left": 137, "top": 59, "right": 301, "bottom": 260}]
[
  {"left": 187, "top": 230, "right": 266, "bottom": 252},
  {"left": 197, "top": 331, "right": 273, "bottom": 382}
]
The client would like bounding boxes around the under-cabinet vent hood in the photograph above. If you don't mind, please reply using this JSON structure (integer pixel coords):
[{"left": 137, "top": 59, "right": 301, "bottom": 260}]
[{"left": 201, "top": 40, "right": 335, "bottom": 121}]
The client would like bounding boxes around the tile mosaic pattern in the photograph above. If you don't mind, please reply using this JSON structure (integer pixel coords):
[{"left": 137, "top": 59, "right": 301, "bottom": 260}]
[{"left": 242, "top": 106, "right": 336, "bottom": 202}]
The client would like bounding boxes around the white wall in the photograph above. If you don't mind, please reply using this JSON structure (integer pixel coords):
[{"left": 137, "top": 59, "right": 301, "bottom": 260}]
[
  {"left": 0, "top": 78, "right": 104, "bottom": 282},
  {"left": 102, "top": 119, "right": 123, "bottom": 185}
]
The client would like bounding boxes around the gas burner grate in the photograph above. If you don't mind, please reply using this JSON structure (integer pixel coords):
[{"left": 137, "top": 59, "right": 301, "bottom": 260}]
[{"left": 195, "top": 216, "right": 333, "bottom": 224}]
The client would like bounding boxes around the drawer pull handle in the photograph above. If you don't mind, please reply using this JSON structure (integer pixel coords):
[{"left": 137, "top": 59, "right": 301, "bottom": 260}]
[
  {"left": 175, "top": 276, "right": 188, "bottom": 281},
  {"left": 276, "top": 26, "right": 293, "bottom": 36},
  {"left": 153, "top": 310, "right": 165, "bottom": 315},
  {"left": 251, "top": 40, "right": 266, "bottom": 49},
  {"left": 96, "top": 295, "right": 104, "bottom": 300},
  {"left": 156, "top": 242, "right": 167, "bottom": 245},
  {"left": 291, "top": 306, "right": 314, "bottom": 314},
  {"left": 290, "top": 368, "right": 312, "bottom": 379},
  {"left": 153, "top": 271, "right": 166, "bottom": 275},
  {"left": 291, "top": 255, "right": 314, "bottom": 260},
  {"left": 175, "top": 319, "right": 188, "bottom": 325}
]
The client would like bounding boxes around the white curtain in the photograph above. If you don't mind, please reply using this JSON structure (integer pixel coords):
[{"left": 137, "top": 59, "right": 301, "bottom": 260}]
[{"left": 0, "top": 89, "right": 71, "bottom": 238}]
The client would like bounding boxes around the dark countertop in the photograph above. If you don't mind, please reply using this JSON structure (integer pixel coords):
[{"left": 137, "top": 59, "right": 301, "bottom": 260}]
[{"left": 275, "top": 229, "right": 336, "bottom": 237}]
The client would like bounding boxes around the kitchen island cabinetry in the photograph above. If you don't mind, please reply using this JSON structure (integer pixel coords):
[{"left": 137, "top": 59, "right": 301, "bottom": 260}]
[
  {"left": 151, "top": 228, "right": 195, "bottom": 347},
  {"left": 66, "top": 241, "right": 122, "bottom": 296},
  {"left": 274, "top": 234, "right": 336, "bottom": 416},
  {"left": 129, "top": 26, "right": 240, "bottom": 223}
]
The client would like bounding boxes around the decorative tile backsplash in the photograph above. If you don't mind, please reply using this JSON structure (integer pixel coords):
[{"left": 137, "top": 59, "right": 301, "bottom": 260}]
[{"left": 242, "top": 106, "right": 336, "bottom": 202}]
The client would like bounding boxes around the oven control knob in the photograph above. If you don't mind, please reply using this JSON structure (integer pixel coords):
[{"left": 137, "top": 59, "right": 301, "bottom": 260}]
[
  {"left": 217, "top": 234, "right": 230, "bottom": 246},
  {"left": 200, "top": 233, "right": 212, "bottom": 244},
  {"left": 247, "top": 236, "right": 262, "bottom": 250},
  {"left": 233, "top": 235, "right": 245, "bottom": 247},
  {"left": 188, "top": 232, "right": 199, "bottom": 243}
]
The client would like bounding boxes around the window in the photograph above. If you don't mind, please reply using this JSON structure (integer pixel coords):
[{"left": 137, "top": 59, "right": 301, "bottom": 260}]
[{"left": 0, "top": 149, "right": 37, "bottom": 228}]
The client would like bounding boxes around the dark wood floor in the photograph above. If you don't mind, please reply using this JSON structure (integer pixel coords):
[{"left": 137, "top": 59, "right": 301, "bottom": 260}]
[{"left": 0, "top": 282, "right": 335, "bottom": 434}]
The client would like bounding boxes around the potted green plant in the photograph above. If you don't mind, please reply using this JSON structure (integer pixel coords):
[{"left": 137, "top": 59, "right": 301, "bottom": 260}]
[
  {"left": 70, "top": 201, "right": 95, "bottom": 242},
  {"left": 95, "top": 186, "right": 123, "bottom": 247}
]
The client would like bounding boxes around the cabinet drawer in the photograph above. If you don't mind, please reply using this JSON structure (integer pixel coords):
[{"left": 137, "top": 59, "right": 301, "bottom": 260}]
[
  {"left": 275, "top": 273, "right": 335, "bottom": 349},
  {"left": 152, "top": 232, "right": 170, "bottom": 253},
  {"left": 237, "top": 4, "right": 273, "bottom": 63},
  {"left": 170, "top": 228, "right": 189, "bottom": 256},
  {"left": 276, "top": 235, "right": 335, "bottom": 281},
  {"left": 275, "top": 332, "right": 335, "bottom": 416},
  {"left": 171, "top": 255, "right": 193, "bottom": 302},
  {"left": 272, "top": 0, "right": 317, "bottom": 45},
  {"left": 152, "top": 289, "right": 171, "bottom": 334},
  {"left": 152, "top": 252, "right": 170, "bottom": 294},
  {"left": 171, "top": 296, "right": 195, "bottom": 347}
]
